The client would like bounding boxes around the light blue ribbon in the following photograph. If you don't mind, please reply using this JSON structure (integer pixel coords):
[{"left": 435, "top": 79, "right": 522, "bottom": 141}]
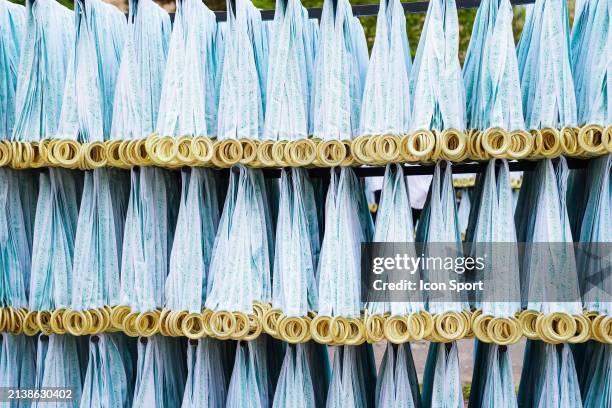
[
  {"left": 71, "top": 169, "right": 129, "bottom": 311},
  {"left": 55, "top": 0, "right": 126, "bottom": 142},
  {"left": 318, "top": 168, "right": 373, "bottom": 318},
  {"left": 575, "top": 342, "right": 611, "bottom": 408},
  {"left": 468, "top": 160, "right": 520, "bottom": 316},
  {"left": 120, "top": 167, "right": 179, "bottom": 313},
  {"left": 79, "top": 334, "right": 133, "bottom": 408},
  {"left": 417, "top": 163, "right": 465, "bottom": 408},
  {"left": 0, "top": 0, "right": 25, "bottom": 140},
  {"left": 575, "top": 155, "right": 611, "bottom": 315},
  {"left": 463, "top": 0, "right": 524, "bottom": 130},
  {"left": 226, "top": 337, "right": 283, "bottom": 408},
  {"left": 515, "top": 158, "right": 582, "bottom": 315},
  {"left": 368, "top": 164, "right": 423, "bottom": 316},
  {"left": 110, "top": 0, "right": 170, "bottom": 140},
  {"left": 410, "top": 0, "right": 465, "bottom": 131},
  {"left": 0, "top": 333, "right": 36, "bottom": 408},
  {"left": 181, "top": 338, "right": 233, "bottom": 408},
  {"left": 272, "top": 342, "right": 329, "bottom": 408},
  {"left": 29, "top": 169, "right": 82, "bottom": 312},
  {"left": 570, "top": 0, "right": 610, "bottom": 125},
  {"left": 360, "top": 0, "right": 412, "bottom": 135},
  {"left": 570, "top": 154, "right": 611, "bottom": 408},
  {"left": 33, "top": 334, "right": 86, "bottom": 408},
  {"left": 326, "top": 345, "right": 376, "bottom": 408},
  {"left": 518, "top": 341, "right": 582, "bottom": 408},
  {"left": 131, "top": 336, "right": 186, "bottom": 408},
  {"left": 272, "top": 168, "right": 320, "bottom": 317},
  {"left": 11, "top": 0, "right": 73, "bottom": 141},
  {"left": 156, "top": 0, "right": 219, "bottom": 137},
  {"left": 0, "top": 168, "right": 37, "bottom": 309},
  {"left": 422, "top": 342, "right": 463, "bottom": 408},
  {"left": 264, "top": 0, "right": 315, "bottom": 140},
  {"left": 206, "top": 166, "right": 274, "bottom": 314},
  {"left": 375, "top": 343, "right": 421, "bottom": 408},
  {"left": 272, "top": 344, "right": 316, "bottom": 408},
  {"left": 468, "top": 343, "right": 517, "bottom": 408},
  {"left": 165, "top": 168, "right": 220, "bottom": 313},
  {"left": 313, "top": 0, "right": 368, "bottom": 139},
  {"left": 416, "top": 162, "right": 467, "bottom": 314},
  {"left": 467, "top": 162, "right": 519, "bottom": 408},
  {"left": 515, "top": 157, "right": 583, "bottom": 407},
  {"left": 517, "top": 0, "right": 577, "bottom": 129},
  {"left": 217, "top": 0, "right": 268, "bottom": 139}
]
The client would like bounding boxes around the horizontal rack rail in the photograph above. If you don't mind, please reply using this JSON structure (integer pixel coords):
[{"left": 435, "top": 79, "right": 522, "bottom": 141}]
[
  {"left": 154, "top": 0, "right": 538, "bottom": 23},
  {"left": 248, "top": 157, "right": 589, "bottom": 178}
]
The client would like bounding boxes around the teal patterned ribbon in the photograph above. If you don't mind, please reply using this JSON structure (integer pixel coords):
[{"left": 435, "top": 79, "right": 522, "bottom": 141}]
[
  {"left": 264, "top": 0, "right": 318, "bottom": 140},
  {"left": 313, "top": 0, "right": 368, "bottom": 139},
  {"left": 217, "top": 0, "right": 268, "bottom": 139},
  {"left": 571, "top": 154, "right": 611, "bottom": 407},
  {"left": 575, "top": 342, "right": 611, "bottom": 408},
  {"left": 515, "top": 158, "right": 583, "bottom": 407},
  {"left": 575, "top": 156, "right": 611, "bottom": 315},
  {"left": 272, "top": 343, "right": 330, "bottom": 408},
  {"left": 80, "top": 334, "right": 135, "bottom": 408},
  {"left": 12, "top": 0, "right": 73, "bottom": 141},
  {"left": 466, "top": 160, "right": 520, "bottom": 408},
  {"left": 29, "top": 169, "right": 82, "bottom": 312},
  {"left": 367, "top": 164, "right": 423, "bottom": 316},
  {"left": 165, "top": 168, "right": 220, "bottom": 313},
  {"left": 109, "top": 0, "right": 178, "bottom": 315},
  {"left": 131, "top": 336, "right": 186, "bottom": 408},
  {"left": 375, "top": 343, "right": 421, "bottom": 408},
  {"left": 410, "top": 0, "right": 465, "bottom": 131},
  {"left": 0, "top": 6, "right": 37, "bottom": 388},
  {"left": 0, "top": 168, "right": 37, "bottom": 310},
  {"left": 517, "top": 0, "right": 577, "bottom": 129},
  {"left": 120, "top": 167, "right": 178, "bottom": 313},
  {"left": 226, "top": 337, "right": 283, "bottom": 408},
  {"left": 318, "top": 168, "right": 373, "bottom": 318},
  {"left": 33, "top": 334, "right": 87, "bottom": 408},
  {"left": 272, "top": 168, "right": 320, "bottom": 317},
  {"left": 326, "top": 345, "right": 376, "bottom": 408},
  {"left": 518, "top": 341, "right": 582, "bottom": 407},
  {"left": 0, "top": 0, "right": 25, "bottom": 140},
  {"left": 156, "top": 0, "right": 220, "bottom": 137},
  {"left": 360, "top": 0, "right": 412, "bottom": 134},
  {"left": 0, "top": 333, "right": 36, "bottom": 408},
  {"left": 110, "top": 0, "right": 170, "bottom": 140},
  {"left": 463, "top": 0, "right": 524, "bottom": 130},
  {"left": 469, "top": 342, "right": 516, "bottom": 408},
  {"left": 181, "top": 339, "right": 233, "bottom": 408},
  {"left": 422, "top": 343, "right": 463, "bottom": 408},
  {"left": 417, "top": 163, "right": 465, "bottom": 408},
  {"left": 55, "top": 0, "right": 126, "bottom": 142},
  {"left": 467, "top": 160, "right": 520, "bottom": 317},
  {"left": 515, "top": 158, "right": 581, "bottom": 315},
  {"left": 206, "top": 166, "right": 274, "bottom": 314},
  {"left": 416, "top": 163, "right": 466, "bottom": 315},
  {"left": 571, "top": 0, "right": 610, "bottom": 125},
  {"left": 71, "top": 169, "right": 129, "bottom": 311}
]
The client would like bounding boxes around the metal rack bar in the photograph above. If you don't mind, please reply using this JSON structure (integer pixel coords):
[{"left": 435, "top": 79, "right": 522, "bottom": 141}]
[
  {"left": 220, "top": 0, "right": 536, "bottom": 21},
  {"left": 164, "top": 0, "right": 537, "bottom": 22},
  {"left": 230, "top": 157, "right": 590, "bottom": 179}
]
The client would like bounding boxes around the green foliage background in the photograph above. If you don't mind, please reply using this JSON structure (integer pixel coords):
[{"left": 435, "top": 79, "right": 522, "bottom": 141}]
[{"left": 12, "top": 0, "right": 576, "bottom": 63}]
